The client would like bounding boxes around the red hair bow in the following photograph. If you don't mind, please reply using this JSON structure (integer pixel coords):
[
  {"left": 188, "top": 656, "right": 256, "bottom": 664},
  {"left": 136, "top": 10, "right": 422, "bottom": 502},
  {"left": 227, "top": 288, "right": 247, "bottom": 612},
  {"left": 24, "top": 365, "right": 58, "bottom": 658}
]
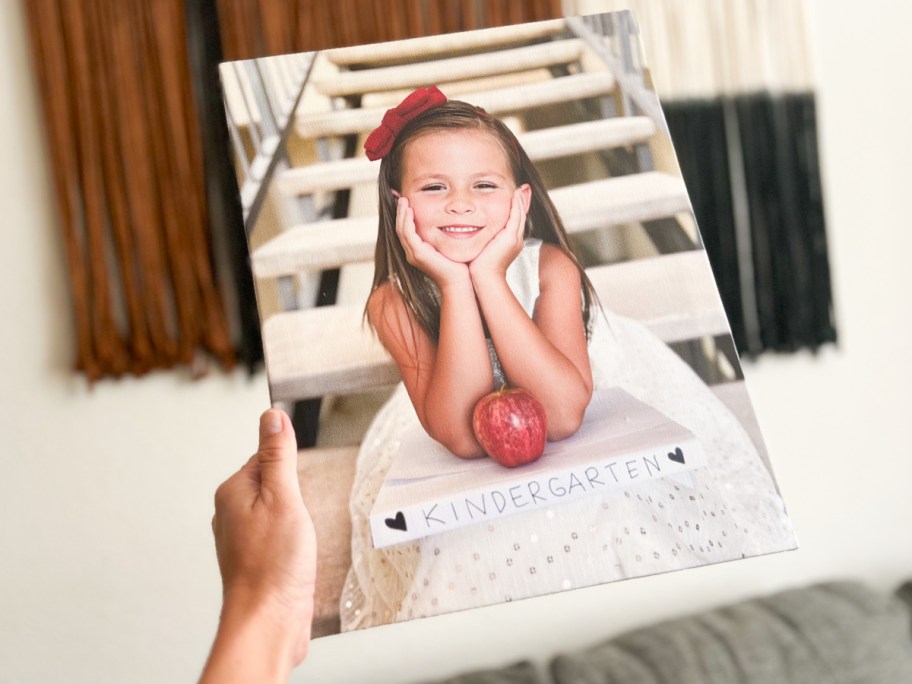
[{"left": 363, "top": 86, "right": 447, "bottom": 161}]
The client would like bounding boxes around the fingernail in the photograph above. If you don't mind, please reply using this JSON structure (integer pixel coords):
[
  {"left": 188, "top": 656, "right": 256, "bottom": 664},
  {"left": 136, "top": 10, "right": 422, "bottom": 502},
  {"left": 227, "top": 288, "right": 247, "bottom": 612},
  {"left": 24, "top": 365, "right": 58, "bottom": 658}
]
[{"left": 261, "top": 410, "right": 283, "bottom": 435}]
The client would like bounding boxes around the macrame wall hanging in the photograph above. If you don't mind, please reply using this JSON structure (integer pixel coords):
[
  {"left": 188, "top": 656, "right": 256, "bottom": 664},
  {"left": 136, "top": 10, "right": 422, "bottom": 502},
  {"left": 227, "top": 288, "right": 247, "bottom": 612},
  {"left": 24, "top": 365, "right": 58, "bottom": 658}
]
[
  {"left": 23, "top": 0, "right": 236, "bottom": 380},
  {"left": 573, "top": 0, "right": 837, "bottom": 356}
]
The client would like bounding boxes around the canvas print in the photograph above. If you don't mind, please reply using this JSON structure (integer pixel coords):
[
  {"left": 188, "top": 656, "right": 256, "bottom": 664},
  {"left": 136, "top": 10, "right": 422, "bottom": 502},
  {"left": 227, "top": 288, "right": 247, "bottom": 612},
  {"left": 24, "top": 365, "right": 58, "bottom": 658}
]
[{"left": 220, "top": 12, "right": 797, "bottom": 637}]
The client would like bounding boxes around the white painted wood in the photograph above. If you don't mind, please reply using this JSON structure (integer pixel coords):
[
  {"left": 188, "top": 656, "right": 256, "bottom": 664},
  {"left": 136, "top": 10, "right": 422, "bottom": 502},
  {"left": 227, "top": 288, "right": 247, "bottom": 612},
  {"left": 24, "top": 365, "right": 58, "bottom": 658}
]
[
  {"left": 255, "top": 172, "right": 689, "bottom": 278},
  {"left": 587, "top": 251, "right": 730, "bottom": 343},
  {"left": 335, "top": 261, "right": 375, "bottom": 306},
  {"left": 323, "top": 20, "right": 566, "bottom": 66},
  {"left": 252, "top": 216, "right": 378, "bottom": 277},
  {"left": 521, "top": 116, "right": 655, "bottom": 159},
  {"left": 279, "top": 116, "right": 656, "bottom": 196},
  {"left": 277, "top": 157, "right": 373, "bottom": 196},
  {"left": 263, "top": 250, "right": 726, "bottom": 401},
  {"left": 553, "top": 172, "right": 691, "bottom": 233},
  {"left": 263, "top": 305, "right": 399, "bottom": 402},
  {"left": 313, "top": 39, "right": 586, "bottom": 97},
  {"left": 296, "top": 71, "right": 616, "bottom": 138}
]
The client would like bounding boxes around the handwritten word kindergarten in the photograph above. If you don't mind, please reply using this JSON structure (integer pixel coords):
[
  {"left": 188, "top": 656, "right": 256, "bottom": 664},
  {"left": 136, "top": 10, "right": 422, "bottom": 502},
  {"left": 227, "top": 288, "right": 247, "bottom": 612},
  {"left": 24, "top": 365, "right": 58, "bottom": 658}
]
[{"left": 419, "top": 448, "right": 699, "bottom": 532}]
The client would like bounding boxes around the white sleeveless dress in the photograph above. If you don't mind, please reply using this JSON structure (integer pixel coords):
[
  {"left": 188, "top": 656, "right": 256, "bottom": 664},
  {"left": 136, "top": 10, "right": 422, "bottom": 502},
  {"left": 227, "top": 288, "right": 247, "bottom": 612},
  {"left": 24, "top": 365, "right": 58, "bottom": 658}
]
[{"left": 339, "top": 239, "right": 796, "bottom": 630}]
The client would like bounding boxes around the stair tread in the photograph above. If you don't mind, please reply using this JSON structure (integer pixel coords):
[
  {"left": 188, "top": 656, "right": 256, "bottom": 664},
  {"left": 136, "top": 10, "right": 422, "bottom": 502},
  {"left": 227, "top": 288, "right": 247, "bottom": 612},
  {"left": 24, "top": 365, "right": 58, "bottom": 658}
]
[
  {"left": 297, "top": 72, "right": 616, "bottom": 138},
  {"left": 522, "top": 116, "right": 655, "bottom": 159},
  {"left": 263, "top": 250, "right": 724, "bottom": 401},
  {"left": 263, "top": 305, "right": 400, "bottom": 402},
  {"left": 253, "top": 216, "right": 378, "bottom": 277},
  {"left": 550, "top": 172, "right": 692, "bottom": 234},
  {"left": 279, "top": 116, "right": 656, "bottom": 196},
  {"left": 313, "top": 39, "right": 586, "bottom": 97},
  {"left": 323, "top": 19, "right": 566, "bottom": 66},
  {"left": 254, "top": 172, "right": 690, "bottom": 278},
  {"left": 587, "top": 251, "right": 729, "bottom": 343}
]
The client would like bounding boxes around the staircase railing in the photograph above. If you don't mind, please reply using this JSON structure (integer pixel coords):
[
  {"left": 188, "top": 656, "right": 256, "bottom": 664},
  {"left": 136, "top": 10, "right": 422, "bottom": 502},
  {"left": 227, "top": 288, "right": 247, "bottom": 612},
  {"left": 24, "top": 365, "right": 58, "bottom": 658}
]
[
  {"left": 566, "top": 13, "right": 667, "bottom": 135},
  {"left": 220, "top": 52, "right": 315, "bottom": 235}
]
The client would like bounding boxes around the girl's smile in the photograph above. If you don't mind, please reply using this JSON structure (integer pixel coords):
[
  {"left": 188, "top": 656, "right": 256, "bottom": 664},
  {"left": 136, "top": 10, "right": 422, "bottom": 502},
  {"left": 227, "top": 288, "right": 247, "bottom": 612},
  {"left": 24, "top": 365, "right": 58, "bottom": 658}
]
[
  {"left": 438, "top": 224, "right": 482, "bottom": 237},
  {"left": 399, "top": 128, "right": 530, "bottom": 263}
]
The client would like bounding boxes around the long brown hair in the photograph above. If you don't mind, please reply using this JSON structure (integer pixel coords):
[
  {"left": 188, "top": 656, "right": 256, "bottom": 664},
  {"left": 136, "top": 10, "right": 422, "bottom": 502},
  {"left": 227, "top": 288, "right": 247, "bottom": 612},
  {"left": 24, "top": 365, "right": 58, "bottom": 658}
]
[{"left": 368, "top": 100, "right": 597, "bottom": 342}]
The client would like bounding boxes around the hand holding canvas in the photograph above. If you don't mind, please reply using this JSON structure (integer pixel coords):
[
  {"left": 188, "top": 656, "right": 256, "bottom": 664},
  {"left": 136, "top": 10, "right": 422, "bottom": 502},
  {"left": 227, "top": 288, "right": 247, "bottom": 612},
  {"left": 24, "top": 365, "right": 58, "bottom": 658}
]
[{"left": 200, "top": 410, "right": 316, "bottom": 684}]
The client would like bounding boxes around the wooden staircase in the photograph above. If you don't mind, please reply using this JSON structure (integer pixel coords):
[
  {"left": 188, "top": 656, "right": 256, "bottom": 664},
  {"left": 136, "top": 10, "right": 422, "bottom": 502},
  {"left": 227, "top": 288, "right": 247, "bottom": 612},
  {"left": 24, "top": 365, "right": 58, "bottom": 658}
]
[{"left": 241, "top": 17, "right": 734, "bottom": 428}]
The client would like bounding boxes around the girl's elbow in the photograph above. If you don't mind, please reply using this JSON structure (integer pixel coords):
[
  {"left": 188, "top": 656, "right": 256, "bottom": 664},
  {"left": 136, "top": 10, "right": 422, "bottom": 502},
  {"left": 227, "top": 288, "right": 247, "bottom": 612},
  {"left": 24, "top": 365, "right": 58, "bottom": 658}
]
[
  {"left": 438, "top": 433, "right": 485, "bottom": 459},
  {"left": 424, "top": 419, "right": 485, "bottom": 459},
  {"left": 547, "top": 413, "right": 584, "bottom": 441},
  {"left": 547, "top": 392, "right": 591, "bottom": 441},
  {"left": 449, "top": 441, "right": 486, "bottom": 460}
]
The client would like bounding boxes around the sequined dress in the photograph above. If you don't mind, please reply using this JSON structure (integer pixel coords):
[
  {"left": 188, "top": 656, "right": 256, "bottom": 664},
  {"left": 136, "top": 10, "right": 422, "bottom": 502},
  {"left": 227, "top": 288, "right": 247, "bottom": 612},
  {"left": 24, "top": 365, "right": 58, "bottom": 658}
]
[{"left": 339, "top": 239, "right": 796, "bottom": 630}]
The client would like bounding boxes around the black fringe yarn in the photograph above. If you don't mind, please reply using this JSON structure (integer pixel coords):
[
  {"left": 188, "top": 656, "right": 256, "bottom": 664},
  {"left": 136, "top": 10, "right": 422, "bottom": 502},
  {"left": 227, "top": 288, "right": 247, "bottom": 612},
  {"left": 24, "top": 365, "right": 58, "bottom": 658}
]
[{"left": 665, "top": 92, "right": 837, "bottom": 357}]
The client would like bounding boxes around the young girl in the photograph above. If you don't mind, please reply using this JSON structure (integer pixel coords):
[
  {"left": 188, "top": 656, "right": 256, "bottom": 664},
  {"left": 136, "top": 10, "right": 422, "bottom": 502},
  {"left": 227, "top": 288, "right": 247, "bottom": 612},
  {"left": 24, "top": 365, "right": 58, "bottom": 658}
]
[
  {"left": 365, "top": 87, "right": 596, "bottom": 459},
  {"left": 340, "top": 87, "right": 796, "bottom": 630}
]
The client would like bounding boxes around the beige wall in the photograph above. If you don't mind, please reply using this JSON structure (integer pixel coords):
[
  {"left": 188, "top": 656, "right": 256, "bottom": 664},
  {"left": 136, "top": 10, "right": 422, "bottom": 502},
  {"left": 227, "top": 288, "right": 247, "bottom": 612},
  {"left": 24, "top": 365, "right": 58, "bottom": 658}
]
[{"left": 2, "top": 1, "right": 911, "bottom": 682}]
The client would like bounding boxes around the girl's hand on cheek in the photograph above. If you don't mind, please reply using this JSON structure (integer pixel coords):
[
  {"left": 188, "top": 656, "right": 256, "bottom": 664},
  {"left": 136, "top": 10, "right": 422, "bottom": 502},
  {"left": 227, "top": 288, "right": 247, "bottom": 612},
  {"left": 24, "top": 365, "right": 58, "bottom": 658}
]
[
  {"left": 469, "top": 188, "right": 527, "bottom": 281},
  {"left": 395, "top": 196, "right": 470, "bottom": 289}
]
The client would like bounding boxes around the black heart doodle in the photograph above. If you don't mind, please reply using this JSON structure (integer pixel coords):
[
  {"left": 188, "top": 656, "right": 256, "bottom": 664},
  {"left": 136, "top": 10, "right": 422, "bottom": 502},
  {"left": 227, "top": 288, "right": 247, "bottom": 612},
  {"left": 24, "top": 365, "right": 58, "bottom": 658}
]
[
  {"left": 385, "top": 511, "right": 407, "bottom": 532},
  {"left": 667, "top": 447, "right": 685, "bottom": 464}
]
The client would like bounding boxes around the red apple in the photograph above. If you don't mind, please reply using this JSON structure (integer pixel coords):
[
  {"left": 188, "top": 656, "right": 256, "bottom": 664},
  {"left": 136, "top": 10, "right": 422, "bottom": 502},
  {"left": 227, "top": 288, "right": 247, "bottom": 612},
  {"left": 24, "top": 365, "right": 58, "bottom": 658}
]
[{"left": 472, "top": 387, "right": 548, "bottom": 467}]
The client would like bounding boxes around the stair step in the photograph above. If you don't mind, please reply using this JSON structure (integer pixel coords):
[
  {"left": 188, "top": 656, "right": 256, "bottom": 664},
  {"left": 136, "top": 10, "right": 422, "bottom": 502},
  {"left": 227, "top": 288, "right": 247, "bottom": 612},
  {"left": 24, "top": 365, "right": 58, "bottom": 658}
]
[
  {"left": 254, "top": 172, "right": 689, "bottom": 278},
  {"left": 323, "top": 19, "right": 566, "bottom": 66},
  {"left": 263, "top": 250, "right": 724, "bottom": 402},
  {"left": 551, "top": 172, "right": 692, "bottom": 237},
  {"left": 253, "top": 216, "right": 378, "bottom": 277},
  {"left": 297, "top": 71, "right": 616, "bottom": 139},
  {"left": 313, "top": 39, "right": 586, "bottom": 97},
  {"left": 521, "top": 117, "right": 655, "bottom": 159},
  {"left": 587, "top": 251, "right": 729, "bottom": 344},
  {"left": 279, "top": 116, "right": 656, "bottom": 196},
  {"left": 263, "top": 305, "right": 400, "bottom": 402}
]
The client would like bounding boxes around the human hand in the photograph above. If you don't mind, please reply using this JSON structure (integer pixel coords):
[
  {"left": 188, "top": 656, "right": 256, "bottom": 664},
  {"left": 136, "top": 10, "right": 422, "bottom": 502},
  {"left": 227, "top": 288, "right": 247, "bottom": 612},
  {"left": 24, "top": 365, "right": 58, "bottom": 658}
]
[
  {"left": 200, "top": 410, "right": 316, "bottom": 684},
  {"left": 395, "top": 195, "right": 470, "bottom": 288},
  {"left": 469, "top": 187, "right": 529, "bottom": 282}
]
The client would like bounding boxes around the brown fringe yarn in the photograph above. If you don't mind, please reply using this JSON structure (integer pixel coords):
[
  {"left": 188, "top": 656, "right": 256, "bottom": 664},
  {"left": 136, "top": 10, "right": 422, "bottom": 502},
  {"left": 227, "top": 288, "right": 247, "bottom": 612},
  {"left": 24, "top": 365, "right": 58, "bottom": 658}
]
[{"left": 23, "top": 0, "right": 235, "bottom": 381}]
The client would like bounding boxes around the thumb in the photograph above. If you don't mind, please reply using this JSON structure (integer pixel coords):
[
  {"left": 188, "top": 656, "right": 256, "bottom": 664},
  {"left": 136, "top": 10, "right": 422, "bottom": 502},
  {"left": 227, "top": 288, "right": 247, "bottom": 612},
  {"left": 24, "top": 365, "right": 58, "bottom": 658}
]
[{"left": 255, "top": 409, "right": 300, "bottom": 503}]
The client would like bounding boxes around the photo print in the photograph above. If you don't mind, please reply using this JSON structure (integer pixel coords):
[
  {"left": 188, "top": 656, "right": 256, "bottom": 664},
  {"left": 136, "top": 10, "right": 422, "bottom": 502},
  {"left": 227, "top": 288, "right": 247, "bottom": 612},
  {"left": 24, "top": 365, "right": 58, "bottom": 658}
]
[{"left": 220, "top": 11, "right": 797, "bottom": 637}]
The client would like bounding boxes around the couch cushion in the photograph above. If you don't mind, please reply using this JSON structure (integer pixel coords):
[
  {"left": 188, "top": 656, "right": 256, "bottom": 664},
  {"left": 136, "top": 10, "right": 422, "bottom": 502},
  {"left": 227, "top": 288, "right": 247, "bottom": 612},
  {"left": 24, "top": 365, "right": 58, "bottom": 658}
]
[
  {"left": 551, "top": 582, "right": 912, "bottom": 684},
  {"left": 424, "top": 660, "right": 542, "bottom": 684}
]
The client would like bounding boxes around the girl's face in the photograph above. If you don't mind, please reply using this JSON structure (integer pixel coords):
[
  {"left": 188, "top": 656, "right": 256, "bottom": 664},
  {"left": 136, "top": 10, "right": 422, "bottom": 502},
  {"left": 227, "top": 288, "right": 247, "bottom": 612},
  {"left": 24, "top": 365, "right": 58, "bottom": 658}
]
[{"left": 398, "top": 129, "right": 531, "bottom": 264}]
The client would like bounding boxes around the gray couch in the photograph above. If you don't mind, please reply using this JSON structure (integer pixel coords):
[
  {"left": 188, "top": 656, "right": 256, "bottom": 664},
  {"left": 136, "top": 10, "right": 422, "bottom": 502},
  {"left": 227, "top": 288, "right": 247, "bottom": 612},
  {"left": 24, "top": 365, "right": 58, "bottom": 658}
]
[{"left": 425, "top": 582, "right": 912, "bottom": 684}]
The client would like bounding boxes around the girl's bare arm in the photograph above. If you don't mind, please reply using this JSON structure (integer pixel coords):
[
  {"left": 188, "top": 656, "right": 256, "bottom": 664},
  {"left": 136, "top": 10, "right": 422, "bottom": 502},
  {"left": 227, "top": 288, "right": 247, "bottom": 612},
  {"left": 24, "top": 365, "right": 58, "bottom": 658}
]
[
  {"left": 473, "top": 243, "right": 593, "bottom": 440},
  {"left": 367, "top": 282, "right": 493, "bottom": 458}
]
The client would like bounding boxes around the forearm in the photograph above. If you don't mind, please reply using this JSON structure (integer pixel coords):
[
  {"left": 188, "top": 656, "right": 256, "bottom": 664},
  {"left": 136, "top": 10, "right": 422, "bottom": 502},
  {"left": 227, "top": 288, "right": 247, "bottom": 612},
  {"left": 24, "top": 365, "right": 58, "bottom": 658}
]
[
  {"left": 199, "top": 592, "right": 305, "bottom": 684},
  {"left": 474, "top": 274, "right": 591, "bottom": 438},
  {"left": 422, "top": 280, "right": 493, "bottom": 457}
]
